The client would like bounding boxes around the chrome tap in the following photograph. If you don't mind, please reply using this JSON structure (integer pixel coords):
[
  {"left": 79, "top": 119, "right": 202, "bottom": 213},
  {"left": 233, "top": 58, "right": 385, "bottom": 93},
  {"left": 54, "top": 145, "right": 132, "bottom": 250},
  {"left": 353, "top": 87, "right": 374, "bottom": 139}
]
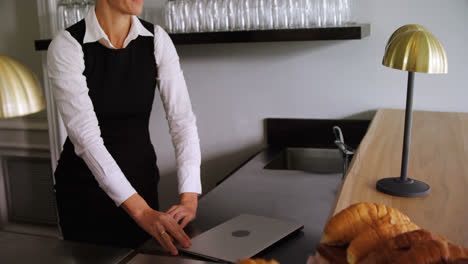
[{"left": 333, "top": 125, "right": 355, "bottom": 179}]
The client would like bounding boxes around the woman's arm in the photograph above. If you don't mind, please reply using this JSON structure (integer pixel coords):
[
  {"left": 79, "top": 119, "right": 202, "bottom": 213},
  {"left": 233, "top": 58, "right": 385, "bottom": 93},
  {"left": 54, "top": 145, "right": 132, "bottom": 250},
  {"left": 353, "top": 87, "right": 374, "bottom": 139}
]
[
  {"left": 47, "top": 30, "right": 136, "bottom": 206},
  {"left": 154, "top": 25, "right": 202, "bottom": 226}
]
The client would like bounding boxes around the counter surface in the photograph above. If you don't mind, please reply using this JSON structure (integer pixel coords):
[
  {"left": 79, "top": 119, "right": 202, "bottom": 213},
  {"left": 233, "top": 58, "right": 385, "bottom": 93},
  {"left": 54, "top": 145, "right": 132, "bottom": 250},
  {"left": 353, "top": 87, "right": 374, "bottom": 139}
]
[
  {"left": 331, "top": 109, "right": 468, "bottom": 246},
  {"left": 139, "top": 148, "right": 343, "bottom": 263},
  {"left": 0, "top": 231, "right": 134, "bottom": 264}
]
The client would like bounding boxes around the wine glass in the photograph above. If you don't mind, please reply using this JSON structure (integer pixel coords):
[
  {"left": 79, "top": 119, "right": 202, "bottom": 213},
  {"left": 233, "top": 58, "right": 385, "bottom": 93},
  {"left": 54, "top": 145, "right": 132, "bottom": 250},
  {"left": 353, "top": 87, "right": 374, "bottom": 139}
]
[
  {"left": 196, "top": 0, "right": 206, "bottom": 32},
  {"left": 164, "top": 1, "right": 175, "bottom": 32},
  {"left": 249, "top": 0, "right": 260, "bottom": 30},
  {"left": 272, "top": 0, "right": 287, "bottom": 29},
  {"left": 228, "top": 0, "right": 237, "bottom": 30},
  {"left": 182, "top": 0, "right": 192, "bottom": 32},
  {"left": 214, "top": 0, "right": 229, "bottom": 31},
  {"left": 236, "top": 0, "right": 246, "bottom": 30},
  {"left": 286, "top": 0, "right": 295, "bottom": 28},
  {"left": 317, "top": 0, "right": 327, "bottom": 27},
  {"left": 189, "top": 0, "right": 200, "bottom": 32},
  {"left": 175, "top": 0, "right": 187, "bottom": 32},
  {"left": 327, "top": 0, "right": 338, "bottom": 26},
  {"left": 242, "top": 0, "right": 252, "bottom": 30},
  {"left": 261, "top": 0, "right": 274, "bottom": 29},
  {"left": 342, "top": 0, "right": 352, "bottom": 24},
  {"left": 204, "top": 0, "right": 215, "bottom": 32}
]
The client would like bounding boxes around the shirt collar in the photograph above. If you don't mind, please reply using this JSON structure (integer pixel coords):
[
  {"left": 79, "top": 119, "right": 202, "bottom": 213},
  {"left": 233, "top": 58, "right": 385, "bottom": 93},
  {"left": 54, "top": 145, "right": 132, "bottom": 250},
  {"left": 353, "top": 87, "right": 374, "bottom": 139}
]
[{"left": 83, "top": 6, "right": 154, "bottom": 49}]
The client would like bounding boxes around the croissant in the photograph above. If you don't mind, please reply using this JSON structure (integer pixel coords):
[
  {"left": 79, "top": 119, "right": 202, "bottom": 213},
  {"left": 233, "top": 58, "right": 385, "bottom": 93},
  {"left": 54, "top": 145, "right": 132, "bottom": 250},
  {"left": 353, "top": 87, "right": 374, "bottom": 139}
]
[
  {"left": 359, "top": 229, "right": 444, "bottom": 264},
  {"left": 321, "top": 202, "right": 411, "bottom": 245},
  {"left": 431, "top": 259, "right": 468, "bottom": 264},
  {"left": 450, "top": 259, "right": 468, "bottom": 264},
  {"left": 236, "top": 258, "right": 280, "bottom": 264},
  {"left": 359, "top": 229, "right": 468, "bottom": 264},
  {"left": 347, "top": 220, "right": 420, "bottom": 264},
  {"left": 391, "top": 239, "right": 468, "bottom": 264}
]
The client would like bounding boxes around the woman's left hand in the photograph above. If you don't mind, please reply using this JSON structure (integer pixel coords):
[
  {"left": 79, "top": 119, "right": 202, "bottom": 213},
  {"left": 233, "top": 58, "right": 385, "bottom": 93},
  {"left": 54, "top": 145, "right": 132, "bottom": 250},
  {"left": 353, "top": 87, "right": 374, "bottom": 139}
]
[{"left": 166, "top": 192, "right": 198, "bottom": 228}]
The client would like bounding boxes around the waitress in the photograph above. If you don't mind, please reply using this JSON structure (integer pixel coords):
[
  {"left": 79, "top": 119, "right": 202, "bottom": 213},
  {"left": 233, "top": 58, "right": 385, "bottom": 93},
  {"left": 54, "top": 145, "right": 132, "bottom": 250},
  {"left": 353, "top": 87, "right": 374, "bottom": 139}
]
[{"left": 47, "top": 0, "right": 201, "bottom": 255}]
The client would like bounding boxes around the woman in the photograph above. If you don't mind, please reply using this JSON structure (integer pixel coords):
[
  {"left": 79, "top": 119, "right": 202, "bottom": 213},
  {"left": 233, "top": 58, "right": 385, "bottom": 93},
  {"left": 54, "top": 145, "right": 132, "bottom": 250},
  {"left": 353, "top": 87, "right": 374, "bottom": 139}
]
[{"left": 47, "top": 0, "right": 201, "bottom": 255}]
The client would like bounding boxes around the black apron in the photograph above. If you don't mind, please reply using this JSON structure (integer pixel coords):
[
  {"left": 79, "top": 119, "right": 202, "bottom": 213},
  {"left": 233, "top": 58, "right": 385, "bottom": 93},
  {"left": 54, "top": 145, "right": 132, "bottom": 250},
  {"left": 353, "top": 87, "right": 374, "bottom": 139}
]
[{"left": 54, "top": 19, "right": 159, "bottom": 249}]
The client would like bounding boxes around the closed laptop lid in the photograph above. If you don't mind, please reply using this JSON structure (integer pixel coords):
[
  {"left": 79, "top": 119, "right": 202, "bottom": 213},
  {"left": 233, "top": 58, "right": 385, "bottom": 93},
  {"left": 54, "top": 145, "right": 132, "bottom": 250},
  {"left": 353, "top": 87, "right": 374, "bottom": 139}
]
[{"left": 179, "top": 214, "right": 304, "bottom": 263}]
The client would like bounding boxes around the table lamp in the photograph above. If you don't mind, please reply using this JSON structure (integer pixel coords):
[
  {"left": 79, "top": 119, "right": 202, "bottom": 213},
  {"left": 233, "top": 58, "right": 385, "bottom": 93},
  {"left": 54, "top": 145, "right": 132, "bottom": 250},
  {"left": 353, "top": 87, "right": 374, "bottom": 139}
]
[
  {"left": 376, "top": 24, "right": 447, "bottom": 197},
  {"left": 0, "top": 55, "right": 45, "bottom": 118}
]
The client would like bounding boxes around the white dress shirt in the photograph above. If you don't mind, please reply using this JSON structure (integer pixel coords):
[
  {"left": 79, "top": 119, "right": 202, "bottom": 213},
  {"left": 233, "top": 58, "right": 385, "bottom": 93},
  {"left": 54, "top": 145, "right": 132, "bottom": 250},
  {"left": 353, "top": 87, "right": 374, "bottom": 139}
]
[{"left": 47, "top": 7, "right": 201, "bottom": 206}]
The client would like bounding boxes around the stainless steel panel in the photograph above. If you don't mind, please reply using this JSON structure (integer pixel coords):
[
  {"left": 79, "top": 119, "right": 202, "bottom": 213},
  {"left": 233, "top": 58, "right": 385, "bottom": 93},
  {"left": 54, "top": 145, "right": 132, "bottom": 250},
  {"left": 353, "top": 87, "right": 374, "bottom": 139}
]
[{"left": 4, "top": 157, "right": 57, "bottom": 224}]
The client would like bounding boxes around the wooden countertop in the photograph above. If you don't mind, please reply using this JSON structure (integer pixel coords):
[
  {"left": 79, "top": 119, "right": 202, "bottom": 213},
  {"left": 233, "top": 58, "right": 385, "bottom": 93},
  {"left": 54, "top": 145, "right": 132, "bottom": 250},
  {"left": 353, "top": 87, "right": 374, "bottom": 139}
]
[{"left": 331, "top": 108, "right": 468, "bottom": 247}]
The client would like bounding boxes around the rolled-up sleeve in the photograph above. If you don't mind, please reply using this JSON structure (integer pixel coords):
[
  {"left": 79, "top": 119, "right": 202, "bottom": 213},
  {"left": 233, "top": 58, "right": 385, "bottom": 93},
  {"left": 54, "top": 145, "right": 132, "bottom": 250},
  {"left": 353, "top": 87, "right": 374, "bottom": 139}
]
[
  {"left": 47, "top": 30, "right": 136, "bottom": 206},
  {"left": 154, "top": 26, "right": 202, "bottom": 195}
]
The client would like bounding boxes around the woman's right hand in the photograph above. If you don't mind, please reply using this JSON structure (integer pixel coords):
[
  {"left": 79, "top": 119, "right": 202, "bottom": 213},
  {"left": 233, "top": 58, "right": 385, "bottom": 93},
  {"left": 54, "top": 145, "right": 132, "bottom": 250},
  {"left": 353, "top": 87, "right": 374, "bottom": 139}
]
[
  {"left": 121, "top": 193, "right": 191, "bottom": 255},
  {"left": 136, "top": 207, "right": 191, "bottom": 255}
]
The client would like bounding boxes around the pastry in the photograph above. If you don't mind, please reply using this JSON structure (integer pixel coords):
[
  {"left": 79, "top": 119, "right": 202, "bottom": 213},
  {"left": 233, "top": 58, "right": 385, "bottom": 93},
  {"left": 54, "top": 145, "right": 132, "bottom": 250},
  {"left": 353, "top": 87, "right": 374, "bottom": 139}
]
[
  {"left": 321, "top": 202, "right": 411, "bottom": 245},
  {"left": 359, "top": 229, "right": 468, "bottom": 264},
  {"left": 236, "top": 258, "right": 280, "bottom": 264},
  {"left": 359, "top": 229, "right": 443, "bottom": 264},
  {"left": 390, "top": 239, "right": 468, "bottom": 264},
  {"left": 347, "top": 220, "right": 420, "bottom": 264}
]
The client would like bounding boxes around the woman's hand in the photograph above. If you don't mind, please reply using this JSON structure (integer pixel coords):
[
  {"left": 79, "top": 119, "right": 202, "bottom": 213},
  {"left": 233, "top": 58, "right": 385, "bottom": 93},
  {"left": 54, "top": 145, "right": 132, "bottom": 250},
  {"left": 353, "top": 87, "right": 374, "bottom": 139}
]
[
  {"left": 166, "top": 192, "right": 198, "bottom": 228},
  {"left": 121, "top": 193, "right": 191, "bottom": 255},
  {"left": 136, "top": 208, "right": 191, "bottom": 255}
]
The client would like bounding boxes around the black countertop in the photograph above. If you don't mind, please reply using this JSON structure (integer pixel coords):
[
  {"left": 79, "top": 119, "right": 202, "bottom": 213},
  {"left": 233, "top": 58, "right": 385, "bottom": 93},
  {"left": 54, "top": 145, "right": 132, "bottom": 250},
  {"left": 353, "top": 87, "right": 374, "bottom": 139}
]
[{"left": 138, "top": 147, "right": 343, "bottom": 263}]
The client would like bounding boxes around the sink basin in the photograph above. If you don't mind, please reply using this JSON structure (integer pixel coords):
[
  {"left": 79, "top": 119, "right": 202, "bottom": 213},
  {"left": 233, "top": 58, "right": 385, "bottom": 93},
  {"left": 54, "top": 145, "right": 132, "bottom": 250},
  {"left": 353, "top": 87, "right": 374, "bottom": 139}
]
[{"left": 264, "top": 147, "right": 344, "bottom": 174}]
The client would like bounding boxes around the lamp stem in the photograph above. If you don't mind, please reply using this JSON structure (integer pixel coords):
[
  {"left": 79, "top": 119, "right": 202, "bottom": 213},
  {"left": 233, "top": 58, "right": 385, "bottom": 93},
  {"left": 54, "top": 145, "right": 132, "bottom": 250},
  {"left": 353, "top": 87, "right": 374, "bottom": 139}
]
[{"left": 401, "top": 71, "right": 415, "bottom": 182}]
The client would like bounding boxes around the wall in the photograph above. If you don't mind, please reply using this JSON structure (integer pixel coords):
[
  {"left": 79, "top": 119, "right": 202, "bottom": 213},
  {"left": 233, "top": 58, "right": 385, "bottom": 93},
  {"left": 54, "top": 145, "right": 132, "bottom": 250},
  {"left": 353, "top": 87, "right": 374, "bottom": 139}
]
[{"left": 143, "top": 0, "right": 468, "bottom": 209}]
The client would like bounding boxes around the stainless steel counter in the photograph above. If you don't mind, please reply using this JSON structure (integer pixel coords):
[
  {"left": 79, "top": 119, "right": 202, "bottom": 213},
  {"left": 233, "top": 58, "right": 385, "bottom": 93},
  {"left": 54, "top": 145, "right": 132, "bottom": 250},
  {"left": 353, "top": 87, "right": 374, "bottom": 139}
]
[
  {"left": 138, "top": 148, "right": 342, "bottom": 264},
  {"left": 0, "top": 231, "right": 134, "bottom": 264}
]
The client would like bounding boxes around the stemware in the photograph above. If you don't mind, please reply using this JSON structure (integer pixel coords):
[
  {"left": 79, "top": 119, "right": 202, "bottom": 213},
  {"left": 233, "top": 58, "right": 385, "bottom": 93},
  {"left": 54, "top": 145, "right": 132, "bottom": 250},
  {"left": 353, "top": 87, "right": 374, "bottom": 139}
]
[
  {"left": 228, "top": 0, "right": 237, "bottom": 30},
  {"left": 262, "top": 0, "right": 274, "bottom": 29},
  {"left": 164, "top": 1, "right": 175, "bottom": 32},
  {"left": 160, "top": 0, "right": 354, "bottom": 33}
]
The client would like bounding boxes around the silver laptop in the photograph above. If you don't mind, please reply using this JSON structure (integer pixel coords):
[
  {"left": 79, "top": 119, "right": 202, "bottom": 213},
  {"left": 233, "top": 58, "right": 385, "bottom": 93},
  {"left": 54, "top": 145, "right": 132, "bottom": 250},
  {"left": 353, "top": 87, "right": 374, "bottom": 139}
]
[{"left": 179, "top": 214, "right": 303, "bottom": 263}]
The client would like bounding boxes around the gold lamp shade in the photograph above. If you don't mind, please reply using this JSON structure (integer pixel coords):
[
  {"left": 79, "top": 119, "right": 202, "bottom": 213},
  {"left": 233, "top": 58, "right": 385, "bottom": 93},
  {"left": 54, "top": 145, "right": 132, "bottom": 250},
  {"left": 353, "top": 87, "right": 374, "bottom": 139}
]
[
  {"left": 0, "top": 56, "right": 46, "bottom": 118},
  {"left": 382, "top": 26, "right": 447, "bottom": 74},
  {"left": 384, "top": 24, "right": 429, "bottom": 49}
]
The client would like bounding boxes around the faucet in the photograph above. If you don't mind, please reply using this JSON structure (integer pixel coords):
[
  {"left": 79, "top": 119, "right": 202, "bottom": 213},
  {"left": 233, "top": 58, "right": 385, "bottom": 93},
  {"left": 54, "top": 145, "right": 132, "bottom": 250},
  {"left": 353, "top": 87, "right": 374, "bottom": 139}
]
[{"left": 333, "top": 126, "right": 355, "bottom": 179}]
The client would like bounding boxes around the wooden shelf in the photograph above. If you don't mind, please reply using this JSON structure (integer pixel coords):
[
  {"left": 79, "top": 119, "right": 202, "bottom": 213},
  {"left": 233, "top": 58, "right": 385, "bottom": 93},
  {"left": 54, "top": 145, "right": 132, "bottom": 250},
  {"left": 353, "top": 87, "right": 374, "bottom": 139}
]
[{"left": 34, "top": 23, "right": 370, "bottom": 51}]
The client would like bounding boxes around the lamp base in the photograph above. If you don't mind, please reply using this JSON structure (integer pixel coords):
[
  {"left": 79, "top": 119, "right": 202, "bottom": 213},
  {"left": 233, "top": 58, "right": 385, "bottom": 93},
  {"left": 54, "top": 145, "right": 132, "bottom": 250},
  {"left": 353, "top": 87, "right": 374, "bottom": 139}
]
[{"left": 376, "top": 177, "right": 430, "bottom": 197}]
